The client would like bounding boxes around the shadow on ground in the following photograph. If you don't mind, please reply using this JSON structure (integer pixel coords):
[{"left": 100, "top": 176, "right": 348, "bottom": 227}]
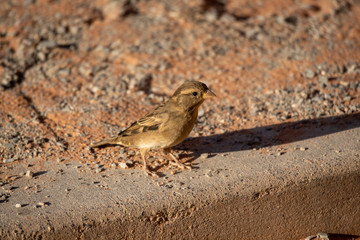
[{"left": 179, "top": 112, "right": 360, "bottom": 159}]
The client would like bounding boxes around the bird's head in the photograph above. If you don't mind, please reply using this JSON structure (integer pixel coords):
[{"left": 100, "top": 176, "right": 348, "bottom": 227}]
[{"left": 171, "top": 81, "right": 216, "bottom": 111}]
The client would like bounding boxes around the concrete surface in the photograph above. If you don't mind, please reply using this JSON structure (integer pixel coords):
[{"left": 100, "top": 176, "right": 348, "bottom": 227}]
[
  {"left": 1, "top": 1, "right": 360, "bottom": 239},
  {"left": 1, "top": 113, "right": 359, "bottom": 239}
]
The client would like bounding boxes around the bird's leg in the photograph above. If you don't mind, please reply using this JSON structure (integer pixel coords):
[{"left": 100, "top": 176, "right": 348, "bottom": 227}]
[
  {"left": 164, "top": 148, "right": 191, "bottom": 170},
  {"left": 140, "top": 148, "right": 158, "bottom": 177}
]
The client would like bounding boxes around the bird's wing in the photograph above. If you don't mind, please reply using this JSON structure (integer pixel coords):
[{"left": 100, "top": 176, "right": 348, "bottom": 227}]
[{"left": 118, "top": 103, "right": 168, "bottom": 137}]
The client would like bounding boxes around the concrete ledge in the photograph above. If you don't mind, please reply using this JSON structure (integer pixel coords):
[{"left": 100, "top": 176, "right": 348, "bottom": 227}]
[{"left": 1, "top": 114, "right": 360, "bottom": 239}]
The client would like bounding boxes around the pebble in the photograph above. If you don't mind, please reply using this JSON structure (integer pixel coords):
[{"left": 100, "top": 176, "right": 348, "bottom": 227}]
[
  {"left": 103, "top": 1, "right": 125, "bottom": 21},
  {"left": 200, "top": 153, "right": 210, "bottom": 159},
  {"left": 118, "top": 162, "right": 128, "bottom": 169},
  {"left": 78, "top": 63, "right": 93, "bottom": 78},
  {"left": 128, "top": 150, "right": 136, "bottom": 156},
  {"left": 305, "top": 232, "right": 329, "bottom": 240},
  {"left": 318, "top": 75, "right": 328, "bottom": 85},
  {"left": 205, "top": 170, "right": 213, "bottom": 177},
  {"left": 25, "top": 170, "right": 34, "bottom": 178},
  {"left": 3, "top": 158, "right": 15, "bottom": 163},
  {"left": 129, "top": 73, "right": 152, "bottom": 93},
  {"left": 37, "top": 40, "right": 56, "bottom": 50},
  {"left": 343, "top": 96, "right": 351, "bottom": 101},
  {"left": 0, "top": 194, "right": 8, "bottom": 201},
  {"left": 300, "top": 147, "right": 308, "bottom": 151},
  {"left": 126, "top": 160, "right": 134, "bottom": 167},
  {"left": 1, "top": 185, "right": 14, "bottom": 192},
  {"left": 198, "top": 108, "right": 205, "bottom": 117},
  {"left": 15, "top": 203, "right": 22, "bottom": 208},
  {"left": 303, "top": 68, "right": 316, "bottom": 79},
  {"left": 317, "top": 233, "right": 329, "bottom": 239},
  {"left": 38, "top": 202, "right": 48, "bottom": 207},
  {"left": 205, "top": 8, "right": 218, "bottom": 22},
  {"left": 37, "top": 52, "right": 46, "bottom": 61}
]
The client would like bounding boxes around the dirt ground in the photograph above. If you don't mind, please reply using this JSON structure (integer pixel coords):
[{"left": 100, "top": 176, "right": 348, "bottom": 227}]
[{"left": 1, "top": 0, "right": 360, "bottom": 239}]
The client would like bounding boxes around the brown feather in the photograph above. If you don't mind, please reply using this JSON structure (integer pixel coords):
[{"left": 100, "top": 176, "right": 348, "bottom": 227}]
[{"left": 90, "top": 80, "right": 214, "bottom": 151}]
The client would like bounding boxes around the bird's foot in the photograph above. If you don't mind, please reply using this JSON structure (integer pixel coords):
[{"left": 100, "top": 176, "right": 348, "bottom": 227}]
[
  {"left": 169, "top": 160, "right": 192, "bottom": 170},
  {"left": 144, "top": 166, "right": 159, "bottom": 177},
  {"left": 168, "top": 152, "right": 192, "bottom": 170}
]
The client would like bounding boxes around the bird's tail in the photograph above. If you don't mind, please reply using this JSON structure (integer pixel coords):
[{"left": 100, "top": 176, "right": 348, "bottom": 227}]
[{"left": 90, "top": 136, "right": 121, "bottom": 148}]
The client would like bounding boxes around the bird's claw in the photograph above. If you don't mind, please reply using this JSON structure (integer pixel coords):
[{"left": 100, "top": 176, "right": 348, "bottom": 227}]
[
  {"left": 169, "top": 161, "right": 192, "bottom": 170},
  {"left": 144, "top": 167, "right": 159, "bottom": 177}
]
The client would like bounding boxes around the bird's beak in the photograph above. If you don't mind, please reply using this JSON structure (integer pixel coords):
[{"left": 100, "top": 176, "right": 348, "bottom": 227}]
[{"left": 203, "top": 89, "right": 216, "bottom": 99}]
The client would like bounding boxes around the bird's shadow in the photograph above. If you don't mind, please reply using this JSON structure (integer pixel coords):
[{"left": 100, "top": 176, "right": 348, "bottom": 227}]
[
  {"left": 176, "top": 112, "right": 360, "bottom": 160},
  {"left": 90, "top": 113, "right": 359, "bottom": 170}
]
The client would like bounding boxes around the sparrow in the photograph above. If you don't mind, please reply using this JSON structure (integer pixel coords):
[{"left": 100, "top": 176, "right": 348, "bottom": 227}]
[{"left": 90, "top": 80, "right": 215, "bottom": 176}]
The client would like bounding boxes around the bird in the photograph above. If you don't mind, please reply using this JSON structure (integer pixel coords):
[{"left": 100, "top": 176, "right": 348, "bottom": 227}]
[{"left": 90, "top": 80, "right": 215, "bottom": 176}]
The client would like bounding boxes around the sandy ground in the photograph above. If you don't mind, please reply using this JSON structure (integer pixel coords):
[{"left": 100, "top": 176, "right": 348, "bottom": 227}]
[{"left": 1, "top": 0, "right": 360, "bottom": 239}]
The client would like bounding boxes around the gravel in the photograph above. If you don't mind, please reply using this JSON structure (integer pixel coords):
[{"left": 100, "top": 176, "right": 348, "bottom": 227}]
[
  {"left": 0, "top": 0, "right": 359, "bottom": 184},
  {"left": 3, "top": 158, "right": 15, "bottom": 163},
  {"left": 0, "top": 1, "right": 359, "bottom": 238},
  {"left": 249, "top": 73, "right": 360, "bottom": 121}
]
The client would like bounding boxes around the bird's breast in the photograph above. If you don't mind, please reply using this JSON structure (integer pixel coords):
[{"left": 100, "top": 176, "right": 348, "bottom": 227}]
[{"left": 163, "top": 108, "right": 198, "bottom": 148}]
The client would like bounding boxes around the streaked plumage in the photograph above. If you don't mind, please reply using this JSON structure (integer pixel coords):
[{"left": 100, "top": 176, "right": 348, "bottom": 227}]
[{"left": 90, "top": 80, "right": 215, "bottom": 176}]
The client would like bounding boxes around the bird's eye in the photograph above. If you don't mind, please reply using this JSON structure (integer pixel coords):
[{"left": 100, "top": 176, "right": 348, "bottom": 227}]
[{"left": 192, "top": 92, "right": 198, "bottom": 96}]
